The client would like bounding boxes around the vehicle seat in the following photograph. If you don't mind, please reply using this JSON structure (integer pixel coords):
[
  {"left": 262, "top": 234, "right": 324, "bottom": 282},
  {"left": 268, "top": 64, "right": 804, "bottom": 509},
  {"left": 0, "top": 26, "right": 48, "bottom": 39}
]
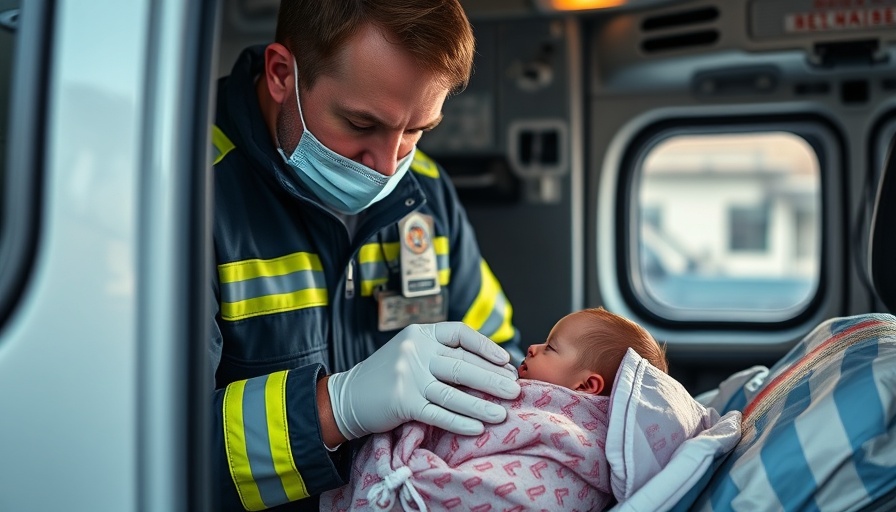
[
  {"left": 683, "top": 313, "right": 896, "bottom": 511},
  {"left": 869, "top": 138, "right": 896, "bottom": 314},
  {"left": 678, "top": 137, "right": 896, "bottom": 512}
]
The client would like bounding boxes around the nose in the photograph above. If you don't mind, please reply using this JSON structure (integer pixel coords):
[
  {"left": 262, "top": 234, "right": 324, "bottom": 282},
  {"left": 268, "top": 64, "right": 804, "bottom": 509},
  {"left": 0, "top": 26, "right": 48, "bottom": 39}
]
[
  {"left": 360, "top": 133, "right": 411, "bottom": 176},
  {"left": 526, "top": 344, "right": 541, "bottom": 358}
]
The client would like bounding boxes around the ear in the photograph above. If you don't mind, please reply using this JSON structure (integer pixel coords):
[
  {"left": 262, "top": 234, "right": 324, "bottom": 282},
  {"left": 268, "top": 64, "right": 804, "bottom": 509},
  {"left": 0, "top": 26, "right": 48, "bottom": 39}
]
[
  {"left": 263, "top": 43, "right": 294, "bottom": 105},
  {"left": 576, "top": 373, "right": 605, "bottom": 395}
]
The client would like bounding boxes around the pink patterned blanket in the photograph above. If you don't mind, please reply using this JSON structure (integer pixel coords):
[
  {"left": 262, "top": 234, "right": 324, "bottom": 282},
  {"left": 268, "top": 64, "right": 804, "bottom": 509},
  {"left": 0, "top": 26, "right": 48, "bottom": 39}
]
[{"left": 320, "top": 380, "right": 613, "bottom": 511}]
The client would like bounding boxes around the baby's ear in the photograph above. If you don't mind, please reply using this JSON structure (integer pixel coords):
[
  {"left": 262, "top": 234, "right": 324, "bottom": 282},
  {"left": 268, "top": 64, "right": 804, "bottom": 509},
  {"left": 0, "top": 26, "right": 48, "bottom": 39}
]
[{"left": 577, "top": 373, "right": 605, "bottom": 395}]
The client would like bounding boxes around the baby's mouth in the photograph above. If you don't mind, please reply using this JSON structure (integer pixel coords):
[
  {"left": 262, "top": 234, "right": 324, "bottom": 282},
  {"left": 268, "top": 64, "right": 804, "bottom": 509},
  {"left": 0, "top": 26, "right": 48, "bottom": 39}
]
[{"left": 519, "top": 361, "right": 528, "bottom": 375}]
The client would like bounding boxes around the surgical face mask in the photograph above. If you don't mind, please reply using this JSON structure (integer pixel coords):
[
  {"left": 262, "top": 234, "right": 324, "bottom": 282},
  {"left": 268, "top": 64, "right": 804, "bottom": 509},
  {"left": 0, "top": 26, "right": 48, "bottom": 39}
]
[{"left": 278, "top": 58, "right": 415, "bottom": 215}]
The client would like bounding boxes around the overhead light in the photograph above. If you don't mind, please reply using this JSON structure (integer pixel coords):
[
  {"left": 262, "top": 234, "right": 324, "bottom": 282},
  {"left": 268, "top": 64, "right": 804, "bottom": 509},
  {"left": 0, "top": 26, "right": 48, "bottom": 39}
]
[{"left": 534, "top": 0, "right": 627, "bottom": 12}]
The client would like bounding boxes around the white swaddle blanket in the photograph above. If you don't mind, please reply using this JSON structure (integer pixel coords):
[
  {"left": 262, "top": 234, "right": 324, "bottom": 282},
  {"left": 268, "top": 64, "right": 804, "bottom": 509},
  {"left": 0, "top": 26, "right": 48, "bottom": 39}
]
[
  {"left": 321, "top": 348, "right": 741, "bottom": 511},
  {"left": 606, "top": 348, "right": 742, "bottom": 512}
]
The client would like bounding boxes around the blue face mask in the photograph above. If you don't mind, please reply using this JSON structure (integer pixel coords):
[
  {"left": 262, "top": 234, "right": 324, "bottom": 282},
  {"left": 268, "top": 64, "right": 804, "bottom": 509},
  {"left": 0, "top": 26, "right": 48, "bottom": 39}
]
[{"left": 278, "top": 58, "right": 415, "bottom": 215}]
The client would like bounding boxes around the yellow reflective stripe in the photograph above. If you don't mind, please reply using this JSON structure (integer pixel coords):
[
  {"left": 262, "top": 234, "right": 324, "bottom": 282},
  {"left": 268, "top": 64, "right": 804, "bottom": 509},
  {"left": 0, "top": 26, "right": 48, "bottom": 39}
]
[
  {"left": 436, "top": 237, "right": 450, "bottom": 284},
  {"left": 212, "top": 125, "right": 236, "bottom": 165},
  {"left": 357, "top": 237, "right": 449, "bottom": 296},
  {"left": 463, "top": 260, "right": 514, "bottom": 342},
  {"left": 490, "top": 298, "right": 516, "bottom": 343},
  {"left": 356, "top": 237, "right": 448, "bottom": 265},
  {"left": 219, "top": 252, "right": 327, "bottom": 320},
  {"left": 358, "top": 238, "right": 448, "bottom": 259},
  {"left": 433, "top": 236, "right": 448, "bottom": 255},
  {"left": 360, "top": 278, "right": 389, "bottom": 297},
  {"left": 357, "top": 242, "right": 392, "bottom": 297},
  {"left": 219, "top": 252, "right": 323, "bottom": 283},
  {"left": 357, "top": 242, "right": 399, "bottom": 264},
  {"left": 484, "top": 259, "right": 515, "bottom": 342},
  {"left": 410, "top": 150, "right": 440, "bottom": 179},
  {"left": 356, "top": 243, "right": 382, "bottom": 263},
  {"left": 221, "top": 288, "right": 328, "bottom": 321},
  {"left": 264, "top": 371, "right": 308, "bottom": 501},
  {"left": 223, "top": 380, "right": 266, "bottom": 511},
  {"left": 463, "top": 260, "right": 499, "bottom": 330},
  {"left": 439, "top": 268, "right": 451, "bottom": 286}
]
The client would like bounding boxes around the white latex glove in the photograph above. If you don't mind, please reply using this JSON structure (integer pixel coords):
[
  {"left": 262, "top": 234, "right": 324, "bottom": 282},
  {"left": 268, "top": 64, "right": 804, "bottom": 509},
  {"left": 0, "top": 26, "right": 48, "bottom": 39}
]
[{"left": 327, "top": 322, "right": 521, "bottom": 440}]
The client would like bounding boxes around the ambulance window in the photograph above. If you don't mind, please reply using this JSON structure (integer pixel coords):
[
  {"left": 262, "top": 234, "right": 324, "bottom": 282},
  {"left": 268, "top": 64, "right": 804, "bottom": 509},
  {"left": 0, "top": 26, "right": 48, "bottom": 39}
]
[{"left": 632, "top": 131, "right": 821, "bottom": 321}]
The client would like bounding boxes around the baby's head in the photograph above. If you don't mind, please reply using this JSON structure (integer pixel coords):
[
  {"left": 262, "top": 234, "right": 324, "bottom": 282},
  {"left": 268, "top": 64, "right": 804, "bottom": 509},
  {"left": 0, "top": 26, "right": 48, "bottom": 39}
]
[{"left": 517, "top": 307, "right": 667, "bottom": 395}]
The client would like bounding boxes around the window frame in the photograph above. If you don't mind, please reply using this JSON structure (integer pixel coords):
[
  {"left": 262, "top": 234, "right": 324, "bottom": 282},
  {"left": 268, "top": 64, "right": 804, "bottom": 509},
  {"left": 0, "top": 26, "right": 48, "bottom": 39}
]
[
  {"left": 867, "top": 108, "right": 896, "bottom": 311},
  {"left": 613, "top": 115, "right": 844, "bottom": 328},
  {"left": 0, "top": 0, "right": 51, "bottom": 327}
]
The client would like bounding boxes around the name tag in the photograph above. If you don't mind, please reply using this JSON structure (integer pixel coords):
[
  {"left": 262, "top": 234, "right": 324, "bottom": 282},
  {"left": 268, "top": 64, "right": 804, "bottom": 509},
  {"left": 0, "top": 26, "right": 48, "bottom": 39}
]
[
  {"left": 398, "top": 212, "right": 441, "bottom": 298},
  {"left": 377, "top": 289, "right": 448, "bottom": 332}
]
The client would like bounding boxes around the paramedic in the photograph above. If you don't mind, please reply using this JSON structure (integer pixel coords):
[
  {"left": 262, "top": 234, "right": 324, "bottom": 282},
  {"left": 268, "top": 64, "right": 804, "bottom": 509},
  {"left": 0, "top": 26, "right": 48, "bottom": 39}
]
[{"left": 209, "top": 0, "right": 523, "bottom": 510}]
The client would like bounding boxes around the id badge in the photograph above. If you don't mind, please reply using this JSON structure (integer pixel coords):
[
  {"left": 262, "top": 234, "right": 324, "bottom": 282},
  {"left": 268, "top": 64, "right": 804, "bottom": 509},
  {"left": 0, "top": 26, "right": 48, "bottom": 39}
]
[
  {"left": 398, "top": 212, "right": 441, "bottom": 298},
  {"left": 377, "top": 289, "right": 448, "bottom": 331}
]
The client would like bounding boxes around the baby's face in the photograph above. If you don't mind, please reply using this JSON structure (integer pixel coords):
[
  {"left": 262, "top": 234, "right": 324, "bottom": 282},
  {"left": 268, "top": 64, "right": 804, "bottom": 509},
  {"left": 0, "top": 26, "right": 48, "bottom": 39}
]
[{"left": 518, "top": 312, "right": 592, "bottom": 389}]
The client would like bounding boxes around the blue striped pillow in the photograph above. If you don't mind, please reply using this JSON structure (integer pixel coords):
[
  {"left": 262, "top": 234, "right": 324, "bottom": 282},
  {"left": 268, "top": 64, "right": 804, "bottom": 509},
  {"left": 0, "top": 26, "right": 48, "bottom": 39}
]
[{"left": 689, "top": 313, "right": 896, "bottom": 511}]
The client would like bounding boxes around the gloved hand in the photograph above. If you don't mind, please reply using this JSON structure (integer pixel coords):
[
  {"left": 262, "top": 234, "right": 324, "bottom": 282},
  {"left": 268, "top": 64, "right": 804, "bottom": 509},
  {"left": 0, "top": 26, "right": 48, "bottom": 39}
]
[{"left": 327, "top": 322, "right": 521, "bottom": 440}]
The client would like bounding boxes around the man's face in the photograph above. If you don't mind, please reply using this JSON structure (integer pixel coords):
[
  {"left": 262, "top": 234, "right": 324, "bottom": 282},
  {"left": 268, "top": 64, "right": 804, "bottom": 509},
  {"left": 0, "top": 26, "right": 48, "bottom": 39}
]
[
  {"left": 282, "top": 23, "right": 449, "bottom": 177},
  {"left": 518, "top": 312, "right": 592, "bottom": 388}
]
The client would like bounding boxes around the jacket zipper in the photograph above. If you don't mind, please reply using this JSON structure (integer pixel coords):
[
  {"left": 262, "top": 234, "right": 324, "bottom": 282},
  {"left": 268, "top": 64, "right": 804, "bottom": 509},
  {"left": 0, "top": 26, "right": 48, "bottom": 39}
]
[{"left": 345, "top": 259, "right": 355, "bottom": 299}]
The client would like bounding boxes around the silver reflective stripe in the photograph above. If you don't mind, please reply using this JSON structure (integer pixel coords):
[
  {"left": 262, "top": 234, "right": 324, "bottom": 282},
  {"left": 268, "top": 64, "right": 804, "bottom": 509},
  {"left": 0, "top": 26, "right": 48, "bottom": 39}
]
[
  {"left": 478, "top": 292, "right": 509, "bottom": 338},
  {"left": 242, "top": 376, "right": 289, "bottom": 508},
  {"left": 220, "top": 269, "right": 325, "bottom": 303}
]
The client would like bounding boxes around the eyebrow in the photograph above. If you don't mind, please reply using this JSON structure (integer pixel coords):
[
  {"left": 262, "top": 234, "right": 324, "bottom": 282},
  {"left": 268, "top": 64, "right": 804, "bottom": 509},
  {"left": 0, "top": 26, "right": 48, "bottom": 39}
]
[{"left": 341, "top": 108, "right": 444, "bottom": 132}]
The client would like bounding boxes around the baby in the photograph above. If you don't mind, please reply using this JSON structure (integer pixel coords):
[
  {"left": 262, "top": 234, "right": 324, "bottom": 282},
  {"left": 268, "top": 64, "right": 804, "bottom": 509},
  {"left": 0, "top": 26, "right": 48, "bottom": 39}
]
[
  {"left": 321, "top": 307, "right": 668, "bottom": 512},
  {"left": 519, "top": 306, "right": 668, "bottom": 394}
]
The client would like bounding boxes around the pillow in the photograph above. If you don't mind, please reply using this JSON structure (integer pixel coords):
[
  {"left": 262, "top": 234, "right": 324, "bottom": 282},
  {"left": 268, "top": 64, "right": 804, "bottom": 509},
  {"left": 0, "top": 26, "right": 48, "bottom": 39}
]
[
  {"left": 691, "top": 313, "right": 896, "bottom": 511},
  {"left": 694, "top": 365, "right": 769, "bottom": 413},
  {"left": 605, "top": 348, "right": 742, "bottom": 512}
]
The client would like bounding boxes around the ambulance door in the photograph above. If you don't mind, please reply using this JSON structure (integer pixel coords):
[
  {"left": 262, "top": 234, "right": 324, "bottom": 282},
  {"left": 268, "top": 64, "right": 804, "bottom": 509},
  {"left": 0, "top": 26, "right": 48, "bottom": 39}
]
[{"left": 0, "top": 1, "right": 217, "bottom": 510}]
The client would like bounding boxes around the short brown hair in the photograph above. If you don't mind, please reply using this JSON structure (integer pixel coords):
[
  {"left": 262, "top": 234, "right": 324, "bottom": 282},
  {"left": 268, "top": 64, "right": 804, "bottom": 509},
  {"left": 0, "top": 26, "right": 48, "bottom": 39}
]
[
  {"left": 275, "top": 0, "right": 475, "bottom": 93},
  {"left": 572, "top": 307, "right": 668, "bottom": 394}
]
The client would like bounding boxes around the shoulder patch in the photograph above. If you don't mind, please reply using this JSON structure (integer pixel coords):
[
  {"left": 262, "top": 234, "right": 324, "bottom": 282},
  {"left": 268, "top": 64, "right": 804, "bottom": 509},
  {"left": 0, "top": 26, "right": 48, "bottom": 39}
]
[
  {"left": 211, "top": 125, "right": 235, "bottom": 165},
  {"left": 411, "top": 150, "right": 440, "bottom": 179}
]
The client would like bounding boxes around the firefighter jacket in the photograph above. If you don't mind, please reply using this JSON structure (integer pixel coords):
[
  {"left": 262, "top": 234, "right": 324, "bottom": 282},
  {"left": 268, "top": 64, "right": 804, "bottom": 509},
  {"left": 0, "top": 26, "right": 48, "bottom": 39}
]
[{"left": 209, "top": 45, "right": 520, "bottom": 512}]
